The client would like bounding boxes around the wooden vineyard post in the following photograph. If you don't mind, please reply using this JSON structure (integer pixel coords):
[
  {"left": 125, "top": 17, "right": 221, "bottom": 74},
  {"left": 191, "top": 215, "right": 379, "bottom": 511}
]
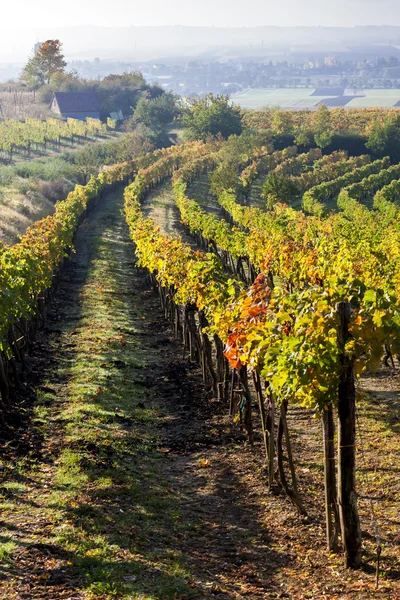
[
  {"left": 281, "top": 402, "right": 305, "bottom": 514},
  {"left": 174, "top": 305, "right": 180, "bottom": 339},
  {"left": 252, "top": 371, "right": 269, "bottom": 461},
  {"left": 224, "top": 358, "right": 230, "bottom": 404},
  {"left": 0, "top": 353, "right": 9, "bottom": 409},
  {"left": 198, "top": 312, "right": 218, "bottom": 394},
  {"left": 336, "top": 302, "right": 362, "bottom": 568},
  {"left": 277, "top": 401, "right": 306, "bottom": 514},
  {"left": 229, "top": 369, "right": 236, "bottom": 415},
  {"left": 238, "top": 367, "right": 253, "bottom": 445},
  {"left": 268, "top": 390, "right": 275, "bottom": 489},
  {"left": 323, "top": 407, "right": 339, "bottom": 551},
  {"left": 214, "top": 334, "right": 227, "bottom": 402}
]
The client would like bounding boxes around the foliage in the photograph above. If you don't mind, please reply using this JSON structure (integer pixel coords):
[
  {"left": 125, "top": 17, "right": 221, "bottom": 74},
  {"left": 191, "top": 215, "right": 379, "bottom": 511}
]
[
  {"left": 261, "top": 172, "right": 300, "bottom": 207},
  {"left": 63, "top": 127, "right": 155, "bottom": 176},
  {"left": 210, "top": 161, "right": 241, "bottom": 196},
  {"left": 49, "top": 69, "right": 81, "bottom": 92},
  {"left": 302, "top": 157, "right": 390, "bottom": 216},
  {"left": 180, "top": 94, "right": 243, "bottom": 140},
  {"left": 133, "top": 92, "right": 178, "bottom": 131},
  {"left": 313, "top": 104, "right": 334, "bottom": 148},
  {"left": 243, "top": 106, "right": 387, "bottom": 139},
  {"left": 0, "top": 146, "right": 181, "bottom": 357},
  {"left": 294, "top": 125, "right": 313, "bottom": 147},
  {"left": 107, "top": 117, "right": 118, "bottom": 130},
  {"left": 99, "top": 72, "right": 146, "bottom": 91},
  {"left": 5, "top": 129, "right": 400, "bottom": 431},
  {"left": 0, "top": 117, "right": 108, "bottom": 162},
  {"left": 21, "top": 40, "right": 67, "bottom": 87},
  {"left": 366, "top": 110, "right": 400, "bottom": 162},
  {"left": 198, "top": 140, "right": 400, "bottom": 411},
  {"left": 270, "top": 109, "right": 294, "bottom": 137},
  {"left": 119, "top": 141, "right": 400, "bottom": 419},
  {"left": 97, "top": 72, "right": 157, "bottom": 117}
]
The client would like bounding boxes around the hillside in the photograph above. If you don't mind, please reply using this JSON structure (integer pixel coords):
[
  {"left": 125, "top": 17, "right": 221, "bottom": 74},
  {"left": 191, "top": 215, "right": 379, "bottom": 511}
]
[{"left": 0, "top": 116, "right": 400, "bottom": 598}]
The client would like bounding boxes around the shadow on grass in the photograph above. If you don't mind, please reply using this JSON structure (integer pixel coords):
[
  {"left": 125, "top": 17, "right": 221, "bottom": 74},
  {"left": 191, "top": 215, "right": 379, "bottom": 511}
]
[
  {"left": 0, "top": 189, "right": 288, "bottom": 599},
  {"left": 1, "top": 185, "right": 400, "bottom": 598}
]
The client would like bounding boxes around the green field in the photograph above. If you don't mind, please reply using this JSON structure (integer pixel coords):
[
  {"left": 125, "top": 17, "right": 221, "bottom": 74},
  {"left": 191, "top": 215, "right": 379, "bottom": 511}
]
[{"left": 232, "top": 87, "right": 400, "bottom": 109}]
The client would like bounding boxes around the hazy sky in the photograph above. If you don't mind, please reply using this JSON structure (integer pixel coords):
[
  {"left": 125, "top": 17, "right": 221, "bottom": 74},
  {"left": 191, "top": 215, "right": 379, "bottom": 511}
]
[{"left": 6, "top": 0, "right": 400, "bottom": 28}]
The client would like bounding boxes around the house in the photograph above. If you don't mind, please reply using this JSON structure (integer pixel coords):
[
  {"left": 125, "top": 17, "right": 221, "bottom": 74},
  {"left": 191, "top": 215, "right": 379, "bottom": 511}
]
[{"left": 50, "top": 92, "right": 101, "bottom": 120}]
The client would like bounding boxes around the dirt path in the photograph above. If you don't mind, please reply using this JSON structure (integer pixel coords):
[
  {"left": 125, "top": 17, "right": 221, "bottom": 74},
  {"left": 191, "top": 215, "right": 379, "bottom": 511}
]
[{"left": 0, "top": 187, "right": 399, "bottom": 599}]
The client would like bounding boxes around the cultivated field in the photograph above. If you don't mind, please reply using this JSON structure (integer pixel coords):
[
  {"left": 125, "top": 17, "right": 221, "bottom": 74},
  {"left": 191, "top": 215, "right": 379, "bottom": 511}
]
[
  {"left": 0, "top": 130, "right": 399, "bottom": 598},
  {"left": 232, "top": 87, "right": 400, "bottom": 109}
]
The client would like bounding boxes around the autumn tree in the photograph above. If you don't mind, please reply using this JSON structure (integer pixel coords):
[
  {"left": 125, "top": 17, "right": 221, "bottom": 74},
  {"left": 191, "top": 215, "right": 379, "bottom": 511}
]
[{"left": 21, "top": 40, "right": 67, "bottom": 88}]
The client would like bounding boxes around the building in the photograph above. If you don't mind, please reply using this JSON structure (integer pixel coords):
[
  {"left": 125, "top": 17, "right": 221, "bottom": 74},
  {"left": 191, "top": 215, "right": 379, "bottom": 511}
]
[{"left": 50, "top": 92, "right": 101, "bottom": 120}]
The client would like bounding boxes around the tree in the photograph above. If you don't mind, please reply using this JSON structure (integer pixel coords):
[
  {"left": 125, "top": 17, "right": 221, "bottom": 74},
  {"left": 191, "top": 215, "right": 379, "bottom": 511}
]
[
  {"left": 294, "top": 115, "right": 313, "bottom": 147},
  {"left": 313, "top": 104, "right": 333, "bottom": 149},
  {"left": 99, "top": 72, "right": 146, "bottom": 90},
  {"left": 69, "top": 146, "right": 104, "bottom": 184},
  {"left": 133, "top": 92, "right": 178, "bottom": 132},
  {"left": 294, "top": 128, "right": 312, "bottom": 147},
  {"left": 270, "top": 108, "right": 294, "bottom": 138},
  {"left": 261, "top": 172, "right": 300, "bottom": 208},
  {"left": 210, "top": 161, "right": 240, "bottom": 196},
  {"left": 180, "top": 93, "right": 243, "bottom": 140},
  {"left": 20, "top": 56, "right": 46, "bottom": 89},
  {"left": 21, "top": 40, "right": 67, "bottom": 87},
  {"left": 122, "top": 92, "right": 179, "bottom": 144},
  {"left": 49, "top": 69, "right": 81, "bottom": 92},
  {"left": 97, "top": 72, "right": 152, "bottom": 117},
  {"left": 366, "top": 111, "right": 400, "bottom": 162}
]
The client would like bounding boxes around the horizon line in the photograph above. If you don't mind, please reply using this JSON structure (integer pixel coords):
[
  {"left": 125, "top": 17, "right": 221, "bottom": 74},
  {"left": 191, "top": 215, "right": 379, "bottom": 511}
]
[{"left": 1, "top": 23, "right": 400, "bottom": 31}]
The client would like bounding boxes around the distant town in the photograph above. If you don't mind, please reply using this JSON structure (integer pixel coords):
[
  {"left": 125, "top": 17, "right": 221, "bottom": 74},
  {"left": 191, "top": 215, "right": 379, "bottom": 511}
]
[{"left": 2, "top": 48, "right": 400, "bottom": 99}]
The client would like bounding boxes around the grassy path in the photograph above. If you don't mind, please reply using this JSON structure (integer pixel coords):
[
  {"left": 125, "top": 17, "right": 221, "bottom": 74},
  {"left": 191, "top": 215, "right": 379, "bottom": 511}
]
[
  {"left": 186, "top": 172, "right": 267, "bottom": 212},
  {"left": 186, "top": 174, "right": 222, "bottom": 216},
  {"left": 0, "top": 187, "right": 399, "bottom": 599},
  {"left": 0, "top": 189, "right": 286, "bottom": 599},
  {"left": 1, "top": 188, "right": 208, "bottom": 598},
  {"left": 142, "top": 181, "right": 198, "bottom": 249}
]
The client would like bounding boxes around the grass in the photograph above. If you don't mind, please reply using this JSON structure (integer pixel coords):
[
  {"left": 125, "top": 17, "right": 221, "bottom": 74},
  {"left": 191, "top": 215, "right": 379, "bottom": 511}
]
[
  {"left": 186, "top": 174, "right": 222, "bottom": 216},
  {"left": 0, "top": 540, "right": 17, "bottom": 561},
  {"left": 0, "top": 183, "right": 399, "bottom": 598},
  {"left": 0, "top": 131, "right": 128, "bottom": 246},
  {"left": 0, "top": 192, "right": 55, "bottom": 245},
  {"left": 0, "top": 191, "right": 200, "bottom": 599}
]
